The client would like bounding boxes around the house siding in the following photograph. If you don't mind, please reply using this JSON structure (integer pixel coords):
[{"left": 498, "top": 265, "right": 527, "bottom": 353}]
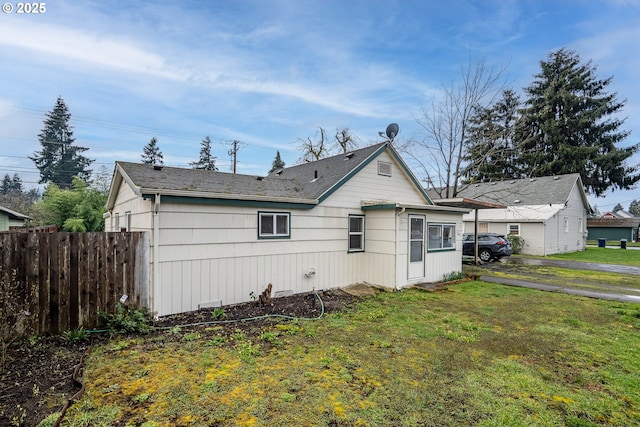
[
  {"left": 399, "top": 210, "right": 464, "bottom": 287},
  {"left": 107, "top": 147, "right": 467, "bottom": 317},
  {"left": 149, "top": 153, "right": 429, "bottom": 316},
  {"left": 560, "top": 184, "right": 588, "bottom": 253},
  {"left": 107, "top": 182, "right": 153, "bottom": 232}
]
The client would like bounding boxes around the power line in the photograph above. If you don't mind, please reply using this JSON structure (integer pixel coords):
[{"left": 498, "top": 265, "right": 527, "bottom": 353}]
[{"left": 5, "top": 105, "right": 210, "bottom": 141}]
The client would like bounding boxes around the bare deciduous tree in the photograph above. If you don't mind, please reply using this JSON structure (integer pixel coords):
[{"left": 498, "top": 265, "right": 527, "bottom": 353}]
[
  {"left": 298, "top": 127, "right": 328, "bottom": 162},
  {"left": 298, "top": 127, "right": 360, "bottom": 163},
  {"left": 407, "top": 58, "right": 506, "bottom": 198},
  {"left": 334, "top": 128, "right": 357, "bottom": 153}
]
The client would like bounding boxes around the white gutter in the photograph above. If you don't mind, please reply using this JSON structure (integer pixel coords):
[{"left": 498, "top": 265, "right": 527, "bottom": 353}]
[
  {"left": 395, "top": 207, "right": 406, "bottom": 290},
  {"left": 140, "top": 188, "right": 318, "bottom": 206},
  {"left": 152, "top": 193, "right": 160, "bottom": 315}
]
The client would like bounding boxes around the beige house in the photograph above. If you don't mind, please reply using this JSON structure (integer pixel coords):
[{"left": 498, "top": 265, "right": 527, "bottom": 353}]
[
  {"left": 430, "top": 174, "right": 590, "bottom": 256},
  {"left": 106, "top": 142, "right": 468, "bottom": 317}
]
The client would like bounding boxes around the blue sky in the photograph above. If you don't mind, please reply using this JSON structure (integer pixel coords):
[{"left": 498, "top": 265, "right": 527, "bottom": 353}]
[{"left": 0, "top": 0, "right": 639, "bottom": 212}]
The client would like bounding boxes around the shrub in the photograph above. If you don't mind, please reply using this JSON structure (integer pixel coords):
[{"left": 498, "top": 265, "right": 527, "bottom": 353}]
[
  {"left": 507, "top": 234, "right": 524, "bottom": 254},
  {"left": 63, "top": 328, "right": 88, "bottom": 342},
  {"left": 443, "top": 271, "right": 466, "bottom": 282},
  {"left": 99, "top": 303, "right": 153, "bottom": 334}
]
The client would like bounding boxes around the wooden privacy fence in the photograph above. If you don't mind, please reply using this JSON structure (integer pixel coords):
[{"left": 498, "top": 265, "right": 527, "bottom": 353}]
[{"left": 0, "top": 232, "right": 149, "bottom": 336}]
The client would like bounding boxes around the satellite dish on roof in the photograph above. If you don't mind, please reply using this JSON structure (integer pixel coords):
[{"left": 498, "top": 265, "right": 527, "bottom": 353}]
[{"left": 385, "top": 123, "right": 399, "bottom": 141}]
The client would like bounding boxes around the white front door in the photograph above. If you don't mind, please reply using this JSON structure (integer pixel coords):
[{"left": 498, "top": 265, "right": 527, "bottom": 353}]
[{"left": 408, "top": 215, "right": 425, "bottom": 279}]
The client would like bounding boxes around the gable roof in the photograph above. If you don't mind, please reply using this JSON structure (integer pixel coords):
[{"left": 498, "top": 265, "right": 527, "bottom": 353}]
[
  {"left": 587, "top": 218, "right": 640, "bottom": 228},
  {"left": 601, "top": 210, "right": 633, "bottom": 219},
  {"left": 107, "top": 142, "right": 432, "bottom": 210},
  {"left": 428, "top": 174, "right": 589, "bottom": 208}
]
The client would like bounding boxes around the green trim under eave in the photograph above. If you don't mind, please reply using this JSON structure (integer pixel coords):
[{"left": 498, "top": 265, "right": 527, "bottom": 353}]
[
  {"left": 317, "top": 143, "right": 390, "bottom": 204},
  {"left": 361, "top": 203, "right": 398, "bottom": 210},
  {"left": 142, "top": 194, "right": 316, "bottom": 209}
]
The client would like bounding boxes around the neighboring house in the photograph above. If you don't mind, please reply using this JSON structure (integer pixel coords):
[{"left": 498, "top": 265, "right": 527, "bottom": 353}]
[
  {"left": 587, "top": 218, "right": 639, "bottom": 242},
  {"left": 600, "top": 210, "right": 634, "bottom": 219},
  {"left": 428, "top": 174, "right": 590, "bottom": 256},
  {"left": 105, "top": 142, "right": 469, "bottom": 317},
  {"left": 0, "top": 205, "right": 30, "bottom": 231}
]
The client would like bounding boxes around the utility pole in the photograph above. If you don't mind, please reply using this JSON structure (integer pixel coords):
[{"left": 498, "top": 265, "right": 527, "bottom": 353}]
[{"left": 227, "top": 140, "right": 241, "bottom": 174}]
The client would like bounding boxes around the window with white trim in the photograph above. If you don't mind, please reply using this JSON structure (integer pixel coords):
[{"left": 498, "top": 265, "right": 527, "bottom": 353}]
[
  {"left": 428, "top": 223, "right": 455, "bottom": 251},
  {"left": 258, "top": 212, "right": 290, "bottom": 239},
  {"left": 114, "top": 213, "right": 120, "bottom": 231},
  {"left": 348, "top": 215, "right": 365, "bottom": 252},
  {"left": 564, "top": 217, "right": 569, "bottom": 233},
  {"left": 508, "top": 223, "right": 520, "bottom": 236}
]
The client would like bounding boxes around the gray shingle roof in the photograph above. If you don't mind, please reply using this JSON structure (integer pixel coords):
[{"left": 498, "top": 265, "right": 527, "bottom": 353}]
[
  {"left": 115, "top": 142, "right": 388, "bottom": 204},
  {"left": 116, "top": 162, "right": 313, "bottom": 200},
  {"left": 587, "top": 218, "right": 640, "bottom": 228},
  {"left": 268, "top": 142, "right": 387, "bottom": 200},
  {"left": 427, "top": 173, "right": 583, "bottom": 206}
]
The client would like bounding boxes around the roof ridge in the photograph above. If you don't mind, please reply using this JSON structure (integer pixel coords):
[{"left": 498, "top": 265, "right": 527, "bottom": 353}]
[{"left": 277, "top": 141, "right": 387, "bottom": 173}]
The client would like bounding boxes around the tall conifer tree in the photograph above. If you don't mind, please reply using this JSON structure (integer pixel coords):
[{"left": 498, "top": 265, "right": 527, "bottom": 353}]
[
  {"left": 270, "top": 150, "right": 285, "bottom": 173},
  {"left": 464, "top": 89, "right": 521, "bottom": 182},
  {"left": 516, "top": 48, "right": 639, "bottom": 196},
  {"left": 190, "top": 136, "right": 218, "bottom": 170},
  {"left": 30, "top": 97, "right": 93, "bottom": 188},
  {"left": 141, "top": 137, "right": 164, "bottom": 165}
]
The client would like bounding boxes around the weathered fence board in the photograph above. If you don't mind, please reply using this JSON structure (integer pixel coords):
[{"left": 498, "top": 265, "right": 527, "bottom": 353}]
[{"left": 0, "top": 232, "right": 149, "bottom": 337}]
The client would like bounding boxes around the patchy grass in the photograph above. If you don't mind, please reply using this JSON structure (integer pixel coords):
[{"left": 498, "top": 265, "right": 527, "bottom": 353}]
[
  {"left": 544, "top": 247, "right": 640, "bottom": 266},
  {"left": 60, "top": 282, "right": 640, "bottom": 426},
  {"left": 469, "top": 263, "right": 640, "bottom": 294}
]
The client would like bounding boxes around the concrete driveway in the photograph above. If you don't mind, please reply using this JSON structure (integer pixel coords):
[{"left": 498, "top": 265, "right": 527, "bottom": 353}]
[{"left": 468, "top": 256, "right": 640, "bottom": 304}]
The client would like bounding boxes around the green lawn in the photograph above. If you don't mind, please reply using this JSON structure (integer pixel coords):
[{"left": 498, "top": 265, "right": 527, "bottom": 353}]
[
  {"left": 587, "top": 240, "right": 640, "bottom": 248},
  {"left": 546, "top": 246, "right": 640, "bottom": 266},
  {"left": 57, "top": 282, "right": 640, "bottom": 427}
]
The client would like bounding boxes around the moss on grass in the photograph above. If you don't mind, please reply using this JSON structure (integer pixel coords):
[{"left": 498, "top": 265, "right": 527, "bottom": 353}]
[{"left": 65, "top": 283, "right": 640, "bottom": 426}]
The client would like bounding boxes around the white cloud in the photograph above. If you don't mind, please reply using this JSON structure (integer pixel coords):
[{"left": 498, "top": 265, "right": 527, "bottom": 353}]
[{"left": 0, "top": 21, "right": 187, "bottom": 80}]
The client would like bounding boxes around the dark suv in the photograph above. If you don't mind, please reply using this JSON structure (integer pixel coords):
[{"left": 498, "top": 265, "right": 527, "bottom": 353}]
[{"left": 462, "top": 233, "right": 513, "bottom": 262}]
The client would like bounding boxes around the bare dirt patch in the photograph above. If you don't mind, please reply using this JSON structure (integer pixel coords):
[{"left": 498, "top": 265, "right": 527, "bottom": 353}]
[{"left": 1, "top": 288, "right": 361, "bottom": 427}]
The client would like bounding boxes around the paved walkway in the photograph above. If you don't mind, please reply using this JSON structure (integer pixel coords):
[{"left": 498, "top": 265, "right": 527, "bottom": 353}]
[
  {"left": 474, "top": 256, "right": 640, "bottom": 304},
  {"left": 513, "top": 257, "right": 640, "bottom": 276}
]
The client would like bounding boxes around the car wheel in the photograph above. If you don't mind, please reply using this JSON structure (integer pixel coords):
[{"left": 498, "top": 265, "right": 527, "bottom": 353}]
[{"left": 478, "top": 248, "right": 493, "bottom": 262}]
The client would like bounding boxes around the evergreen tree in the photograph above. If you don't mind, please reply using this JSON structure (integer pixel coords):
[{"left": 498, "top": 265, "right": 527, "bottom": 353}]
[
  {"left": 141, "top": 137, "right": 164, "bottom": 165},
  {"left": 516, "top": 48, "right": 639, "bottom": 196},
  {"left": 1, "top": 174, "right": 12, "bottom": 195},
  {"left": 190, "top": 136, "right": 218, "bottom": 171},
  {"left": 11, "top": 173, "right": 23, "bottom": 193},
  {"left": 629, "top": 200, "right": 640, "bottom": 217},
  {"left": 613, "top": 203, "right": 623, "bottom": 213},
  {"left": 464, "top": 89, "right": 521, "bottom": 182},
  {"left": 270, "top": 150, "right": 285, "bottom": 173},
  {"left": 29, "top": 97, "right": 93, "bottom": 188}
]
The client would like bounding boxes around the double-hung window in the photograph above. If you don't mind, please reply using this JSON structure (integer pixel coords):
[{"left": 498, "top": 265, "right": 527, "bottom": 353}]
[
  {"left": 258, "top": 212, "right": 290, "bottom": 239},
  {"left": 348, "top": 215, "right": 365, "bottom": 252},
  {"left": 427, "top": 223, "right": 455, "bottom": 251}
]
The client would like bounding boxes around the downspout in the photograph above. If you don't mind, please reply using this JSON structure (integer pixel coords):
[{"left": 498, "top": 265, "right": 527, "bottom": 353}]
[
  {"left": 152, "top": 193, "right": 161, "bottom": 315},
  {"left": 474, "top": 208, "right": 479, "bottom": 266},
  {"left": 395, "top": 206, "right": 405, "bottom": 290}
]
